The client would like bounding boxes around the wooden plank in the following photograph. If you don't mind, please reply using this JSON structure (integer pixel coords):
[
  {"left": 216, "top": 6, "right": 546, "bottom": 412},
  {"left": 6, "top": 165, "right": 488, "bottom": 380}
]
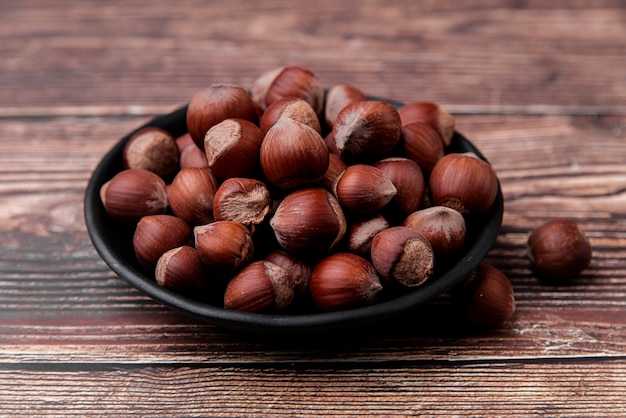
[
  {"left": 1, "top": 362, "right": 626, "bottom": 416},
  {"left": 1, "top": 1, "right": 625, "bottom": 114}
]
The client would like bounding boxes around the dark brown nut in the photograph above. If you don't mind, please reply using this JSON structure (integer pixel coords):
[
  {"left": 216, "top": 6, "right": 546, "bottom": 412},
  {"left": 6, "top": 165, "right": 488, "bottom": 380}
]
[
  {"left": 123, "top": 127, "right": 179, "bottom": 178},
  {"left": 213, "top": 177, "right": 272, "bottom": 227},
  {"left": 429, "top": 152, "right": 498, "bottom": 216},
  {"left": 194, "top": 220, "right": 254, "bottom": 274},
  {"left": 372, "top": 157, "right": 425, "bottom": 219},
  {"left": 168, "top": 167, "right": 219, "bottom": 225},
  {"left": 133, "top": 214, "right": 193, "bottom": 271},
  {"left": 397, "top": 101, "right": 455, "bottom": 147},
  {"left": 370, "top": 226, "right": 435, "bottom": 288},
  {"left": 270, "top": 188, "right": 347, "bottom": 257},
  {"left": 260, "top": 116, "right": 329, "bottom": 190},
  {"left": 331, "top": 101, "right": 402, "bottom": 162},
  {"left": 527, "top": 219, "right": 592, "bottom": 281},
  {"left": 401, "top": 121, "right": 444, "bottom": 171},
  {"left": 155, "top": 246, "right": 210, "bottom": 295},
  {"left": 251, "top": 65, "right": 324, "bottom": 115},
  {"left": 451, "top": 263, "right": 516, "bottom": 328},
  {"left": 260, "top": 96, "right": 321, "bottom": 134},
  {"left": 317, "top": 153, "right": 348, "bottom": 191},
  {"left": 403, "top": 206, "right": 466, "bottom": 258},
  {"left": 100, "top": 169, "right": 169, "bottom": 224},
  {"left": 264, "top": 249, "right": 314, "bottom": 297},
  {"left": 179, "top": 140, "right": 209, "bottom": 169},
  {"left": 204, "top": 118, "right": 264, "bottom": 180},
  {"left": 224, "top": 260, "right": 294, "bottom": 312},
  {"left": 332, "top": 164, "right": 397, "bottom": 216},
  {"left": 186, "top": 83, "right": 259, "bottom": 149},
  {"left": 310, "top": 253, "right": 382, "bottom": 312},
  {"left": 345, "top": 213, "right": 390, "bottom": 258},
  {"left": 324, "top": 84, "right": 368, "bottom": 129}
]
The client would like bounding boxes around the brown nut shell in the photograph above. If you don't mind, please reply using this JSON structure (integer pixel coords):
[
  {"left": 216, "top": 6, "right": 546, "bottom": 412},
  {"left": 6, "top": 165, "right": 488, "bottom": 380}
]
[
  {"left": 155, "top": 246, "right": 210, "bottom": 295},
  {"left": 270, "top": 188, "right": 347, "bottom": 257},
  {"left": 123, "top": 127, "right": 179, "bottom": 179},
  {"left": 403, "top": 206, "right": 466, "bottom": 258},
  {"left": 194, "top": 220, "right": 254, "bottom": 274},
  {"left": 429, "top": 152, "right": 498, "bottom": 216},
  {"left": 401, "top": 122, "right": 444, "bottom": 171},
  {"left": 251, "top": 66, "right": 324, "bottom": 115},
  {"left": 324, "top": 84, "right": 367, "bottom": 129},
  {"left": 372, "top": 157, "right": 425, "bottom": 219},
  {"left": 345, "top": 213, "right": 390, "bottom": 258},
  {"left": 224, "top": 260, "right": 294, "bottom": 313},
  {"left": 168, "top": 167, "right": 219, "bottom": 225},
  {"left": 264, "top": 249, "right": 314, "bottom": 297},
  {"left": 310, "top": 253, "right": 382, "bottom": 312},
  {"left": 133, "top": 214, "right": 193, "bottom": 271},
  {"left": 213, "top": 177, "right": 272, "bottom": 227},
  {"left": 100, "top": 169, "right": 169, "bottom": 224},
  {"left": 370, "top": 226, "right": 435, "bottom": 288},
  {"left": 186, "top": 83, "right": 259, "bottom": 149},
  {"left": 260, "top": 96, "right": 321, "bottom": 134},
  {"left": 527, "top": 219, "right": 592, "bottom": 281},
  {"left": 332, "top": 164, "right": 397, "bottom": 216},
  {"left": 398, "top": 102, "right": 455, "bottom": 147}
]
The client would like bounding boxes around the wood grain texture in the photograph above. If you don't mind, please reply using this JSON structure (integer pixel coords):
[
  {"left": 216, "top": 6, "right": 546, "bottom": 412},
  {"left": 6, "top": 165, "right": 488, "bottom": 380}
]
[{"left": 1, "top": 0, "right": 626, "bottom": 415}]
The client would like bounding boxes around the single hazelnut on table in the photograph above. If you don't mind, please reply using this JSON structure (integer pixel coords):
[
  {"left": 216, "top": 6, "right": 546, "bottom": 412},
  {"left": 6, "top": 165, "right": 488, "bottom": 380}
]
[
  {"left": 133, "top": 214, "right": 193, "bottom": 271},
  {"left": 155, "top": 246, "right": 211, "bottom": 295},
  {"left": 100, "top": 168, "right": 169, "bottom": 224},
  {"left": 372, "top": 157, "right": 425, "bottom": 219},
  {"left": 370, "top": 226, "right": 435, "bottom": 288},
  {"left": 331, "top": 100, "right": 402, "bottom": 162},
  {"left": 224, "top": 260, "right": 295, "bottom": 313},
  {"left": 251, "top": 65, "right": 324, "bottom": 115},
  {"left": 194, "top": 220, "right": 254, "bottom": 275},
  {"left": 429, "top": 152, "right": 498, "bottom": 216},
  {"left": 186, "top": 83, "right": 259, "bottom": 149},
  {"left": 403, "top": 206, "right": 466, "bottom": 258},
  {"left": 324, "top": 84, "right": 367, "bottom": 129},
  {"left": 260, "top": 116, "right": 329, "bottom": 190},
  {"left": 168, "top": 167, "right": 219, "bottom": 225},
  {"left": 345, "top": 213, "right": 390, "bottom": 258},
  {"left": 401, "top": 122, "right": 444, "bottom": 171},
  {"left": 264, "top": 249, "right": 314, "bottom": 298},
  {"left": 204, "top": 118, "right": 264, "bottom": 180},
  {"left": 527, "top": 219, "right": 592, "bottom": 282},
  {"left": 122, "top": 127, "right": 179, "bottom": 179},
  {"left": 270, "top": 188, "right": 347, "bottom": 257},
  {"left": 332, "top": 164, "right": 397, "bottom": 217},
  {"left": 213, "top": 177, "right": 272, "bottom": 227},
  {"left": 310, "top": 253, "right": 383, "bottom": 312},
  {"left": 260, "top": 96, "right": 322, "bottom": 134},
  {"left": 397, "top": 101, "right": 455, "bottom": 147},
  {"left": 451, "top": 263, "right": 516, "bottom": 329}
]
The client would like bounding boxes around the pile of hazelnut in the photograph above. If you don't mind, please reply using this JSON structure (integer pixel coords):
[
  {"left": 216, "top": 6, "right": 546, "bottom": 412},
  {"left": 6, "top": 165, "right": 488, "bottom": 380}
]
[{"left": 98, "top": 65, "right": 592, "bottom": 328}]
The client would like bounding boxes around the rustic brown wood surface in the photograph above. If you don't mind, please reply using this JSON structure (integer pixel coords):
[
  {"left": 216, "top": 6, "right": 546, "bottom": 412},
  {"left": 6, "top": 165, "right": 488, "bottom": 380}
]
[{"left": 1, "top": 0, "right": 626, "bottom": 416}]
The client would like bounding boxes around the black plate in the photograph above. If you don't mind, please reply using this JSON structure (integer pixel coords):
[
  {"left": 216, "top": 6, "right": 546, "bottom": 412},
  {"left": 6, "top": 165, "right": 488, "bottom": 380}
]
[{"left": 84, "top": 103, "right": 504, "bottom": 335}]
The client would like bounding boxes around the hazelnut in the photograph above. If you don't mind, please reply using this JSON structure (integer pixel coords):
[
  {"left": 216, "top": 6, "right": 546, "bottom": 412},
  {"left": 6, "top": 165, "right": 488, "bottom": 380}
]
[
  {"left": 452, "top": 263, "right": 516, "bottom": 328},
  {"left": 324, "top": 84, "right": 368, "bottom": 129},
  {"left": 401, "top": 122, "right": 444, "bottom": 171},
  {"left": 429, "top": 152, "right": 498, "bottom": 216},
  {"left": 370, "top": 226, "right": 435, "bottom": 288},
  {"left": 204, "top": 118, "right": 264, "bottom": 180},
  {"left": 527, "top": 219, "right": 592, "bottom": 281},
  {"left": 310, "top": 253, "right": 382, "bottom": 312},
  {"left": 168, "top": 167, "right": 219, "bottom": 225},
  {"left": 332, "top": 164, "right": 397, "bottom": 216},
  {"left": 133, "top": 214, "right": 193, "bottom": 271},
  {"left": 331, "top": 101, "right": 402, "bottom": 162},
  {"left": 224, "top": 260, "right": 294, "bottom": 312},
  {"left": 123, "top": 127, "right": 179, "bottom": 179},
  {"left": 345, "top": 213, "right": 390, "bottom": 258},
  {"left": 194, "top": 220, "right": 254, "bottom": 274},
  {"left": 186, "top": 83, "right": 259, "bottom": 149},
  {"left": 397, "top": 102, "right": 455, "bottom": 147},
  {"left": 317, "top": 153, "right": 348, "bottom": 191},
  {"left": 270, "top": 188, "right": 347, "bottom": 257},
  {"left": 372, "top": 157, "right": 425, "bottom": 219},
  {"left": 260, "top": 116, "right": 329, "bottom": 190},
  {"left": 213, "top": 177, "right": 272, "bottom": 227},
  {"left": 264, "top": 249, "right": 314, "bottom": 297},
  {"left": 100, "top": 169, "right": 169, "bottom": 224},
  {"left": 179, "top": 141, "right": 208, "bottom": 169},
  {"left": 403, "top": 206, "right": 466, "bottom": 258},
  {"left": 251, "top": 66, "right": 324, "bottom": 115},
  {"left": 155, "top": 246, "right": 210, "bottom": 295},
  {"left": 260, "top": 97, "right": 321, "bottom": 134}
]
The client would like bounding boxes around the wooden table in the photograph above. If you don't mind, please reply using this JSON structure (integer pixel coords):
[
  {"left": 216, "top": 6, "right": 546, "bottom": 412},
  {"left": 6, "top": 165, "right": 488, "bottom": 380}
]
[{"left": 1, "top": 1, "right": 625, "bottom": 415}]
